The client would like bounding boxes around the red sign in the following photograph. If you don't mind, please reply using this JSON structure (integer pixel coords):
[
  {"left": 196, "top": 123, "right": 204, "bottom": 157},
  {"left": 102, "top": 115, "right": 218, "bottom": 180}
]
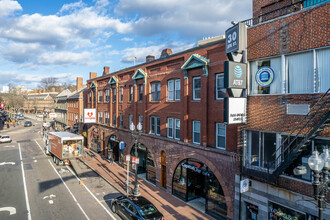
[
  {"left": 0, "top": 102, "right": 4, "bottom": 109},
  {"left": 132, "top": 157, "right": 140, "bottom": 164}
]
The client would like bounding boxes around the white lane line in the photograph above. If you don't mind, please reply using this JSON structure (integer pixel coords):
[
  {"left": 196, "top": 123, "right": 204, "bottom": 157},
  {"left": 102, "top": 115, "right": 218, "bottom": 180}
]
[
  {"left": 66, "top": 165, "right": 116, "bottom": 220},
  {"left": 19, "top": 144, "right": 32, "bottom": 220},
  {"left": 47, "top": 160, "right": 90, "bottom": 220},
  {"left": 34, "top": 140, "right": 46, "bottom": 156}
]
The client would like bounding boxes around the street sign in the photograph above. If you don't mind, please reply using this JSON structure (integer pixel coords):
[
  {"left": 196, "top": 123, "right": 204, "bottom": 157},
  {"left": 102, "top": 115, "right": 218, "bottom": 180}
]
[
  {"left": 132, "top": 157, "right": 140, "bottom": 164},
  {"left": 126, "top": 155, "right": 131, "bottom": 162},
  {"left": 225, "top": 22, "right": 246, "bottom": 54}
]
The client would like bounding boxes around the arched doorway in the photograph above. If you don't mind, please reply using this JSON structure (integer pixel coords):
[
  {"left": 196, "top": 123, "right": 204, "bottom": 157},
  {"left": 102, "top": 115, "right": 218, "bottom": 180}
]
[
  {"left": 130, "top": 143, "right": 156, "bottom": 184},
  {"left": 172, "top": 158, "right": 227, "bottom": 219},
  {"left": 90, "top": 128, "right": 100, "bottom": 153},
  {"left": 161, "top": 151, "right": 166, "bottom": 188},
  {"left": 107, "top": 135, "right": 120, "bottom": 163}
]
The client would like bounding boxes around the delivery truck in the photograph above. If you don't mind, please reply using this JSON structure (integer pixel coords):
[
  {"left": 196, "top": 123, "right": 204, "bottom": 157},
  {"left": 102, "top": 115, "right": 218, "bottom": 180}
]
[{"left": 45, "top": 132, "right": 84, "bottom": 165}]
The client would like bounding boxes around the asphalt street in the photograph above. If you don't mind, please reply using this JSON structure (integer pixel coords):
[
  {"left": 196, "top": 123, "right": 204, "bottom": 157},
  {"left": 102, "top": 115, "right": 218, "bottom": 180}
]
[{"left": 0, "top": 118, "right": 122, "bottom": 220}]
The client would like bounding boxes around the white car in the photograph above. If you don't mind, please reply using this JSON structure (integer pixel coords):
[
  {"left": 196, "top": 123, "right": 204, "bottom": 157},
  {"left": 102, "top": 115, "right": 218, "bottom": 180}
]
[
  {"left": 36, "top": 114, "right": 43, "bottom": 118},
  {"left": 0, "top": 135, "right": 12, "bottom": 143}
]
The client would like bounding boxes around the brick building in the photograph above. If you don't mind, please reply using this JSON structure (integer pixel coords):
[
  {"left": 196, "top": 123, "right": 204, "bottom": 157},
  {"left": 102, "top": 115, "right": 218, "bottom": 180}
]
[
  {"left": 54, "top": 89, "right": 72, "bottom": 130},
  {"left": 67, "top": 77, "right": 86, "bottom": 130},
  {"left": 235, "top": 0, "right": 330, "bottom": 219},
  {"left": 23, "top": 89, "right": 58, "bottom": 114},
  {"left": 83, "top": 39, "right": 240, "bottom": 219}
]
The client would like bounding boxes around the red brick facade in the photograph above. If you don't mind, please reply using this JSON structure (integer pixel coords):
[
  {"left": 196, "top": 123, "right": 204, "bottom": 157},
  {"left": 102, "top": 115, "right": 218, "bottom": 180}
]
[{"left": 84, "top": 40, "right": 239, "bottom": 219}]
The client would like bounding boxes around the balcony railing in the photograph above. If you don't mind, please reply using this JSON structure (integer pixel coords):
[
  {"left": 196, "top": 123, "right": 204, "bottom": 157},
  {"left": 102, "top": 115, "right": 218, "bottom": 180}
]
[{"left": 240, "top": 0, "right": 328, "bottom": 27}]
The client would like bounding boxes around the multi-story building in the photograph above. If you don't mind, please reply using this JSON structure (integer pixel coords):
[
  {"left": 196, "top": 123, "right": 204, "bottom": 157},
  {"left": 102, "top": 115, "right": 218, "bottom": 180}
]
[
  {"left": 54, "top": 89, "right": 72, "bottom": 130},
  {"left": 83, "top": 40, "right": 239, "bottom": 219},
  {"left": 235, "top": 0, "right": 330, "bottom": 219},
  {"left": 23, "top": 89, "right": 58, "bottom": 114},
  {"left": 67, "top": 77, "right": 86, "bottom": 130}
]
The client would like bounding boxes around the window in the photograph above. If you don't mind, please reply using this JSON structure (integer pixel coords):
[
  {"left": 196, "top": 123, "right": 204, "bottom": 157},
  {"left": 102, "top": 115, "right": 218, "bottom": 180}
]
[
  {"left": 168, "top": 79, "right": 180, "bottom": 101},
  {"left": 215, "top": 74, "right": 226, "bottom": 99},
  {"left": 193, "top": 77, "right": 201, "bottom": 100},
  {"left": 138, "top": 115, "right": 143, "bottom": 131},
  {"left": 113, "top": 113, "right": 116, "bottom": 126},
  {"left": 167, "top": 118, "right": 180, "bottom": 140},
  {"left": 192, "top": 121, "right": 200, "bottom": 144},
  {"left": 120, "top": 86, "right": 123, "bottom": 102},
  {"left": 98, "top": 91, "right": 103, "bottom": 103},
  {"left": 120, "top": 114, "right": 123, "bottom": 128},
  {"left": 138, "top": 84, "right": 143, "bottom": 101},
  {"left": 98, "top": 111, "right": 103, "bottom": 123},
  {"left": 89, "top": 92, "right": 92, "bottom": 103},
  {"left": 151, "top": 82, "right": 161, "bottom": 101},
  {"left": 150, "top": 116, "right": 160, "bottom": 136},
  {"left": 216, "top": 123, "right": 226, "bottom": 149},
  {"left": 129, "top": 114, "right": 133, "bottom": 127},
  {"left": 129, "top": 86, "right": 133, "bottom": 102},
  {"left": 112, "top": 88, "right": 116, "bottom": 102},
  {"left": 105, "top": 89, "right": 110, "bottom": 102},
  {"left": 105, "top": 112, "right": 110, "bottom": 125}
]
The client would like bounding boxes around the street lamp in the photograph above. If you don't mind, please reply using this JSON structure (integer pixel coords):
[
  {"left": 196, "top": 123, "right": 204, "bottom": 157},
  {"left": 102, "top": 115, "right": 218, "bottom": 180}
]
[
  {"left": 130, "top": 121, "right": 142, "bottom": 196},
  {"left": 308, "top": 147, "right": 330, "bottom": 220}
]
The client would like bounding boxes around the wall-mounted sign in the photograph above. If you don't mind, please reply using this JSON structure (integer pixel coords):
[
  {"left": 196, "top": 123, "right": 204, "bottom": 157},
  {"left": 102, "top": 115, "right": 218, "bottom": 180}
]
[
  {"left": 255, "top": 66, "right": 274, "bottom": 87},
  {"left": 49, "top": 113, "right": 56, "bottom": 119},
  {"left": 119, "top": 141, "right": 125, "bottom": 150},
  {"left": 224, "top": 97, "right": 247, "bottom": 124},
  {"left": 84, "top": 108, "right": 96, "bottom": 123},
  {"left": 181, "top": 162, "right": 212, "bottom": 177},
  {"left": 225, "top": 22, "right": 246, "bottom": 54},
  {"left": 240, "top": 178, "right": 250, "bottom": 193},
  {"left": 224, "top": 61, "right": 247, "bottom": 89}
]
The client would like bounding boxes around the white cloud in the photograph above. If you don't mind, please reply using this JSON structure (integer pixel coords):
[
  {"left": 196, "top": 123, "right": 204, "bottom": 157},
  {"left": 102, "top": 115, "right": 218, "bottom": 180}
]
[
  {"left": 37, "top": 51, "right": 93, "bottom": 65},
  {"left": 0, "top": 0, "right": 22, "bottom": 17},
  {"left": 1, "top": 42, "right": 43, "bottom": 63},
  {"left": 58, "top": 0, "right": 86, "bottom": 15},
  {"left": 122, "top": 37, "right": 133, "bottom": 42}
]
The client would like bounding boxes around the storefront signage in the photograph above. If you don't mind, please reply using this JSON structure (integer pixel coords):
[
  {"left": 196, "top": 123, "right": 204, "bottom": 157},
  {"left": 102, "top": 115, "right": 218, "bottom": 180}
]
[
  {"left": 126, "top": 155, "right": 130, "bottom": 162},
  {"left": 49, "top": 113, "right": 56, "bottom": 119},
  {"left": 255, "top": 66, "right": 274, "bottom": 87},
  {"left": 84, "top": 108, "right": 96, "bottom": 123},
  {"left": 224, "top": 97, "right": 247, "bottom": 124},
  {"left": 119, "top": 141, "right": 125, "bottom": 150},
  {"left": 240, "top": 178, "right": 250, "bottom": 193},
  {"left": 224, "top": 61, "right": 247, "bottom": 89},
  {"left": 225, "top": 22, "right": 246, "bottom": 54},
  {"left": 181, "top": 162, "right": 211, "bottom": 176},
  {"left": 132, "top": 157, "right": 140, "bottom": 164}
]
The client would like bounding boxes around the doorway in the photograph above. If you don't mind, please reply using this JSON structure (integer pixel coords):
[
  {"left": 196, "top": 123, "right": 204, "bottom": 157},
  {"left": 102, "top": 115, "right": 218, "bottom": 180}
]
[{"left": 161, "top": 151, "right": 167, "bottom": 188}]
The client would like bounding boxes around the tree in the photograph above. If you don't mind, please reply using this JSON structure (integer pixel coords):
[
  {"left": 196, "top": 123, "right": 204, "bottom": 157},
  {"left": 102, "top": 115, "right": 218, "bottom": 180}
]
[{"left": 39, "top": 77, "right": 58, "bottom": 91}]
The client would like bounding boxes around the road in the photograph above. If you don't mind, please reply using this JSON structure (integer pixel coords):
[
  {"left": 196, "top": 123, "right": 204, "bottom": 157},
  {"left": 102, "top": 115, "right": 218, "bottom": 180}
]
[{"left": 0, "top": 118, "right": 122, "bottom": 220}]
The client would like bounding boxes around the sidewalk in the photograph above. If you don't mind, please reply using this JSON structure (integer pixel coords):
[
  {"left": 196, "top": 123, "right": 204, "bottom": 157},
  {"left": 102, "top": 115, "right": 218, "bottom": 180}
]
[{"left": 81, "top": 148, "right": 215, "bottom": 220}]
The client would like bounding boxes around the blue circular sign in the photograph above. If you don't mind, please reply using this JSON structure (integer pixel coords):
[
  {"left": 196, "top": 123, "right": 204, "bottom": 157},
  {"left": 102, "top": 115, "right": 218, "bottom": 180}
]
[
  {"left": 234, "top": 65, "right": 242, "bottom": 78},
  {"left": 119, "top": 141, "right": 125, "bottom": 150},
  {"left": 255, "top": 66, "right": 274, "bottom": 87}
]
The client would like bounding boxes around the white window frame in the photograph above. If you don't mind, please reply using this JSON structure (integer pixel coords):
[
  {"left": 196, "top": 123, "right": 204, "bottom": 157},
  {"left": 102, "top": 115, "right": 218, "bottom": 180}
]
[
  {"left": 120, "top": 86, "right": 123, "bottom": 102},
  {"left": 216, "top": 73, "right": 226, "bottom": 100},
  {"left": 167, "top": 79, "right": 181, "bottom": 101},
  {"left": 105, "top": 89, "right": 110, "bottom": 102},
  {"left": 129, "top": 114, "right": 133, "bottom": 127},
  {"left": 138, "top": 115, "right": 143, "bottom": 131},
  {"left": 98, "top": 111, "right": 103, "bottom": 123},
  {"left": 113, "top": 88, "right": 116, "bottom": 103},
  {"left": 193, "top": 77, "right": 201, "bottom": 101},
  {"left": 150, "top": 116, "right": 160, "bottom": 136},
  {"left": 216, "top": 123, "right": 226, "bottom": 149},
  {"left": 192, "top": 120, "right": 200, "bottom": 144},
  {"left": 98, "top": 91, "right": 103, "bottom": 103},
  {"left": 167, "top": 118, "right": 173, "bottom": 138},
  {"left": 167, "top": 118, "right": 180, "bottom": 140},
  {"left": 151, "top": 82, "right": 161, "bottom": 101},
  {"left": 129, "top": 86, "right": 133, "bottom": 102}
]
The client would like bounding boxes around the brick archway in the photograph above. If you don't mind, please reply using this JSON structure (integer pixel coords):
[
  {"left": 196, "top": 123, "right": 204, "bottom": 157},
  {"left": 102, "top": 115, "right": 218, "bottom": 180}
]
[{"left": 169, "top": 153, "right": 234, "bottom": 219}]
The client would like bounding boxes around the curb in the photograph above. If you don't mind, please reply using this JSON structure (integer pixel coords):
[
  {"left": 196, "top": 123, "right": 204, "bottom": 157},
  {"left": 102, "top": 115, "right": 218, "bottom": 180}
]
[{"left": 79, "top": 159, "right": 126, "bottom": 195}]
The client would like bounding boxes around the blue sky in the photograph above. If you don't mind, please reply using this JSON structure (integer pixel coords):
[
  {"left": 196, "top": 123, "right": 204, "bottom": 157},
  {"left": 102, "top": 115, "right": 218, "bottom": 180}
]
[{"left": 0, "top": 0, "right": 252, "bottom": 90}]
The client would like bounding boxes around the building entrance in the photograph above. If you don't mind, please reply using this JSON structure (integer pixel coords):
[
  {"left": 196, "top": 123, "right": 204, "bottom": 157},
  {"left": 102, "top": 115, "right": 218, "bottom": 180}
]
[{"left": 108, "top": 135, "right": 119, "bottom": 163}]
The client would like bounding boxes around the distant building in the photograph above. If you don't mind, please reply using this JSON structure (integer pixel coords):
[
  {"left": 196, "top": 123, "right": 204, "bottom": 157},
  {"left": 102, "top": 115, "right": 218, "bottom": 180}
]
[
  {"left": 23, "top": 88, "right": 58, "bottom": 114},
  {"left": 1, "top": 86, "right": 9, "bottom": 93},
  {"left": 54, "top": 89, "right": 72, "bottom": 130}
]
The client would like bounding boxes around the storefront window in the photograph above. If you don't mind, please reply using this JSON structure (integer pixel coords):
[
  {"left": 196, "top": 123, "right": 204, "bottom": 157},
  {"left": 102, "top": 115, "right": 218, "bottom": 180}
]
[{"left": 269, "top": 202, "right": 305, "bottom": 220}]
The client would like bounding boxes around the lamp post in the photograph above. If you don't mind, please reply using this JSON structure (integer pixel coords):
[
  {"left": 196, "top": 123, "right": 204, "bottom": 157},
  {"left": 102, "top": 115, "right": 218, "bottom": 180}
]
[
  {"left": 130, "top": 122, "right": 142, "bottom": 196},
  {"left": 308, "top": 147, "right": 330, "bottom": 220}
]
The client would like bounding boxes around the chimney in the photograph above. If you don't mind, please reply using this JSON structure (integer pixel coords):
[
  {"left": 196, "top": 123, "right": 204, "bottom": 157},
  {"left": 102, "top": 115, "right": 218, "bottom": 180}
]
[
  {"left": 51, "top": 88, "right": 55, "bottom": 92},
  {"left": 160, "top": 48, "right": 172, "bottom": 58},
  {"left": 76, "top": 77, "right": 83, "bottom": 91},
  {"left": 103, "top": 66, "right": 110, "bottom": 76},
  {"left": 38, "top": 89, "right": 41, "bottom": 94},
  {"left": 90, "top": 72, "right": 97, "bottom": 79},
  {"left": 146, "top": 55, "right": 155, "bottom": 62},
  {"left": 43, "top": 89, "right": 46, "bottom": 93}
]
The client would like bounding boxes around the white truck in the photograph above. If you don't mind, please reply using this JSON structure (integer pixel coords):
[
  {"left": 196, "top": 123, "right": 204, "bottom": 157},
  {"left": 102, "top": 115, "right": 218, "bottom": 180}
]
[{"left": 45, "top": 132, "right": 84, "bottom": 165}]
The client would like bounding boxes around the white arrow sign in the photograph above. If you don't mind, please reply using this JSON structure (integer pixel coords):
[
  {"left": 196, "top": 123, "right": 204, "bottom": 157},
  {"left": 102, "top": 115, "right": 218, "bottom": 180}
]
[
  {"left": 4, "top": 146, "right": 15, "bottom": 148},
  {"left": 0, "top": 207, "right": 16, "bottom": 215},
  {"left": 0, "top": 162, "right": 15, "bottom": 166}
]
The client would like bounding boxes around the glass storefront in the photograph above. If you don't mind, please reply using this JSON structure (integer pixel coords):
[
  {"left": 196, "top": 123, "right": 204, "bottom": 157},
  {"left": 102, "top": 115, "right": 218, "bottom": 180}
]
[{"left": 172, "top": 159, "right": 227, "bottom": 219}]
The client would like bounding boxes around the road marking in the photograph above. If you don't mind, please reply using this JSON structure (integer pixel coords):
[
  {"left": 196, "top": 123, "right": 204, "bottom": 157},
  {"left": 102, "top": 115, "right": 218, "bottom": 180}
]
[
  {"left": 33, "top": 160, "right": 37, "bottom": 163},
  {"left": 0, "top": 162, "right": 15, "bottom": 166},
  {"left": 19, "top": 144, "right": 32, "bottom": 220},
  {"left": 43, "top": 194, "right": 56, "bottom": 200},
  {"left": 34, "top": 140, "right": 46, "bottom": 156},
  {"left": 4, "top": 145, "right": 15, "bottom": 148},
  {"left": 49, "top": 200, "right": 53, "bottom": 204},
  {"left": 0, "top": 207, "right": 16, "bottom": 215},
  {"left": 58, "top": 168, "right": 69, "bottom": 174},
  {"left": 66, "top": 165, "right": 116, "bottom": 220},
  {"left": 48, "top": 160, "right": 90, "bottom": 220}
]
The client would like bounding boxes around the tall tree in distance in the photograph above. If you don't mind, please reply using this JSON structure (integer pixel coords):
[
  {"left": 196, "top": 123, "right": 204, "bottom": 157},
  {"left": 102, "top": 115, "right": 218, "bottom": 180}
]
[{"left": 38, "top": 77, "right": 58, "bottom": 92}]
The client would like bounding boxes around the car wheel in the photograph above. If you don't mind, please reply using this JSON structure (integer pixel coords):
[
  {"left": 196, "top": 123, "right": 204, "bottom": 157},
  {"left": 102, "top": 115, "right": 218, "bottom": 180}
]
[
  {"left": 53, "top": 156, "right": 56, "bottom": 163},
  {"left": 56, "top": 158, "right": 59, "bottom": 166},
  {"left": 111, "top": 204, "right": 116, "bottom": 213}
]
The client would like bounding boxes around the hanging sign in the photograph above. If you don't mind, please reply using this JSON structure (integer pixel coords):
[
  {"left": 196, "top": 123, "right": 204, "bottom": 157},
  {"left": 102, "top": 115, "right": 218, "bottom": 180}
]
[
  {"left": 225, "top": 22, "right": 246, "bottom": 54},
  {"left": 224, "top": 97, "right": 247, "bottom": 124},
  {"left": 132, "top": 157, "right": 140, "bottom": 164},
  {"left": 119, "top": 141, "right": 125, "bottom": 150},
  {"left": 240, "top": 178, "right": 250, "bottom": 193},
  {"left": 84, "top": 108, "right": 96, "bottom": 123},
  {"left": 224, "top": 61, "right": 247, "bottom": 89},
  {"left": 126, "top": 155, "right": 131, "bottom": 162},
  {"left": 255, "top": 66, "right": 274, "bottom": 87}
]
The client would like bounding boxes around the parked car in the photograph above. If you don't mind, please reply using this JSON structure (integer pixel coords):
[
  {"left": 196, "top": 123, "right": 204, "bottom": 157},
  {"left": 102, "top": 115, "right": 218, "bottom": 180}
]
[
  {"left": 0, "top": 135, "right": 12, "bottom": 143},
  {"left": 17, "top": 115, "right": 25, "bottom": 120},
  {"left": 111, "top": 196, "right": 164, "bottom": 220},
  {"left": 24, "top": 121, "right": 32, "bottom": 127},
  {"left": 36, "top": 114, "right": 43, "bottom": 118}
]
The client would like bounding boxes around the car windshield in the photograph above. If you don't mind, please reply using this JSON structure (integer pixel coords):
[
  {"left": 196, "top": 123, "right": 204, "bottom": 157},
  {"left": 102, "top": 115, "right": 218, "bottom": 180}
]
[
  {"left": 136, "top": 203, "right": 158, "bottom": 216},
  {"left": 2, "top": 136, "right": 9, "bottom": 138}
]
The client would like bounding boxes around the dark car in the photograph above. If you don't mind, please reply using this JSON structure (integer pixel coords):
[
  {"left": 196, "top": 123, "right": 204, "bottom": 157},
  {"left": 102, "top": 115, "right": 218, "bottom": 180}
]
[
  {"left": 24, "top": 121, "right": 32, "bottom": 127},
  {"left": 111, "top": 196, "right": 164, "bottom": 220}
]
